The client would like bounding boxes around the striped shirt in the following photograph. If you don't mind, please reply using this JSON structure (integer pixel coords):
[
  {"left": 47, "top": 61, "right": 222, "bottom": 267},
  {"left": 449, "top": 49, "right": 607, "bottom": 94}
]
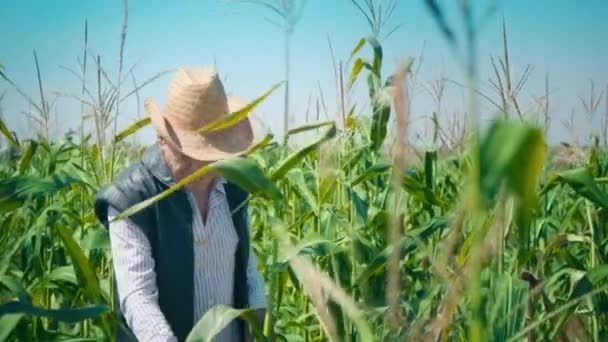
[{"left": 108, "top": 177, "right": 266, "bottom": 342}]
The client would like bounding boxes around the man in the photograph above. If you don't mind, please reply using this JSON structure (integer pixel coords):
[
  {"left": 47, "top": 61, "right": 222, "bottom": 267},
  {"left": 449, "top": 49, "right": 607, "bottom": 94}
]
[{"left": 94, "top": 66, "right": 267, "bottom": 342}]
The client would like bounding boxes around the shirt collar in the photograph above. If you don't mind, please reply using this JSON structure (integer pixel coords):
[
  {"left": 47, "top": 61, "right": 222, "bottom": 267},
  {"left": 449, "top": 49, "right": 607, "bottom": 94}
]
[{"left": 213, "top": 176, "right": 227, "bottom": 195}]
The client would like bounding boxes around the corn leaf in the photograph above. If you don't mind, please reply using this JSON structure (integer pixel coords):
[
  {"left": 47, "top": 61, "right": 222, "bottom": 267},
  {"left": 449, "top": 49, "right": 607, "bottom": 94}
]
[
  {"left": 548, "top": 264, "right": 608, "bottom": 339},
  {"left": 186, "top": 305, "right": 262, "bottom": 342},
  {"left": 57, "top": 225, "right": 113, "bottom": 335},
  {"left": 112, "top": 117, "right": 151, "bottom": 144},
  {"left": 478, "top": 120, "right": 546, "bottom": 264},
  {"left": 0, "top": 116, "right": 19, "bottom": 148},
  {"left": 349, "top": 58, "right": 365, "bottom": 88},
  {"left": 19, "top": 140, "right": 38, "bottom": 175},
  {"left": 350, "top": 37, "right": 366, "bottom": 58},
  {"left": 197, "top": 81, "right": 284, "bottom": 133},
  {"left": 351, "top": 161, "right": 391, "bottom": 186},
  {"left": 277, "top": 239, "right": 342, "bottom": 268},
  {"left": 247, "top": 133, "right": 274, "bottom": 155},
  {"left": 0, "top": 313, "right": 23, "bottom": 341},
  {"left": 286, "top": 169, "right": 318, "bottom": 215},
  {"left": 571, "top": 264, "right": 608, "bottom": 300},
  {"left": 80, "top": 226, "right": 111, "bottom": 252},
  {"left": 271, "top": 124, "right": 336, "bottom": 181},
  {"left": 355, "top": 217, "right": 448, "bottom": 283},
  {"left": 369, "top": 102, "right": 390, "bottom": 152},
  {"left": 0, "top": 275, "right": 31, "bottom": 303},
  {"left": 0, "top": 301, "right": 108, "bottom": 323},
  {"left": 487, "top": 274, "right": 528, "bottom": 341},
  {"left": 545, "top": 167, "right": 608, "bottom": 208},
  {"left": 367, "top": 36, "right": 383, "bottom": 77},
  {"left": 0, "top": 174, "right": 81, "bottom": 211},
  {"left": 49, "top": 265, "right": 78, "bottom": 286},
  {"left": 213, "top": 158, "right": 282, "bottom": 201},
  {"left": 478, "top": 120, "right": 546, "bottom": 216},
  {"left": 424, "top": 151, "right": 437, "bottom": 189},
  {"left": 287, "top": 120, "right": 334, "bottom": 136},
  {"left": 56, "top": 226, "right": 104, "bottom": 303}
]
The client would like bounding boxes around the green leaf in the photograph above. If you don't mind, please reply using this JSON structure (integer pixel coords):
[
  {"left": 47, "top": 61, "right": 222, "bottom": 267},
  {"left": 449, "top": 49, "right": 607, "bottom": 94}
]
[
  {"left": 319, "top": 168, "right": 340, "bottom": 205},
  {"left": 349, "top": 37, "right": 366, "bottom": 58},
  {"left": 0, "top": 301, "right": 108, "bottom": 323},
  {"left": 0, "top": 275, "right": 31, "bottom": 303},
  {"left": 247, "top": 133, "right": 274, "bottom": 155},
  {"left": 271, "top": 124, "right": 336, "bottom": 181},
  {"left": 112, "top": 117, "right": 151, "bottom": 144},
  {"left": 57, "top": 226, "right": 113, "bottom": 335},
  {"left": 349, "top": 58, "right": 365, "bottom": 88},
  {"left": 213, "top": 158, "right": 282, "bottom": 201},
  {"left": 341, "top": 145, "right": 368, "bottom": 171},
  {"left": 56, "top": 226, "right": 104, "bottom": 303},
  {"left": 79, "top": 226, "right": 111, "bottom": 252},
  {"left": 355, "top": 217, "right": 448, "bottom": 283},
  {"left": 589, "top": 146, "right": 600, "bottom": 177},
  {"left": 571, "top": 264, "right": 608, "bottom": 299},
  {"left": 487, "top": 274, "right": 528, "bottom": 341},
  {"left": 277, "top": 334, "right": 305, "bottom": 342},
  {"left": 346, "top": 105, "right": 358, "bottom": 130},
  {"left": 18, "top": 140, "right": 38, "bottom": 174},
  {"left": 369, "top": 101, "right": 390, "bottom": 152},
  {"left": 541, "top": 233, "right": 593, "bottom": 265},
  {"left": 478, "top": 120, "right": 546, "bottom": 227},
  {"left": 0, "top": 174, "right": 81, "bottom": 211},
  {"left": 286, "top": 169, "right": 318, "bottom": 215},
  {"left": 197, "top": 82, "right": 284, "bottom": 133},
  {"left": 349, "top": 189, "right": 369, "bottom": 223},
  {"left": 296, "top": 239, "right": 341, "bottom": 259},
  {"left": 367, "top": 36, "right": 383, "bottom": 77},
  {"left": 0, "top": 313, "right": 23, "bottom": 341},
  {"left": 320, "top": 206, "right": 349, "bottom": 241},
  {"left": 0, "top": 116, "right": 19, "bottom": 148},
  {"left": 186, "top": 305, "right": 255, "bottom": 342},
  {"left": 49, "top": 265, "right": 78, "bottom": 286},
  {"left": 287, "top": 120, "right": 334, "bottom": 136},
  {"left": 477, "top": 120, "right": 546, "bottom": 265},
  {"left": 424, "top": 150, "right": 437, "bottom": 189},
  {"left": 91, "top": 144, "right": 99, "bottom": 162},
  {"left": 351, "top": 161, "right": 391, "bottom": 186},
  {"left": 548, "top": 264, "right": 608, "bottom": 339},
  {"left": 545, "top": 167, "right": 608, "bottom": 208},
  {"left": 278, "top": 239, "right": 341, "bottom": 266},
  {"left": 402, "top": 171, "right": 446, "bottom": 208}
]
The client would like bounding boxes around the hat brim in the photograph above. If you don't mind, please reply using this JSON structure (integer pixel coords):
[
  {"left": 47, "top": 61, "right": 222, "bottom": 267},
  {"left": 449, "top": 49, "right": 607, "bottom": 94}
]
[{"left": 145, "top": 95, "right": 255, "bottom": 162}]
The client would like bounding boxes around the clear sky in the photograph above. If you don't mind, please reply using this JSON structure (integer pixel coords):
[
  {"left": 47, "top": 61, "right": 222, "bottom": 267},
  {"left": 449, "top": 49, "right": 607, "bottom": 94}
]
[{"left": 1, "top": 0, "right": 607, "bottom": 145}]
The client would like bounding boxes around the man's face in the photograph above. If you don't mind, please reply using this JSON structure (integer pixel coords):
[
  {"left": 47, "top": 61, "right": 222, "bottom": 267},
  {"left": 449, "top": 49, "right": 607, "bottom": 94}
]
[{"left": 157, "top": 134, "right": 210, "bottom": 181}]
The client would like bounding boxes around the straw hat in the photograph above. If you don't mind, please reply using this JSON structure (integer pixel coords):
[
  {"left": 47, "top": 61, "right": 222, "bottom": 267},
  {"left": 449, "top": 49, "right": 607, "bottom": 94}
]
[{"left": 145, "top": 66, "right": 254, "bottom": 161}]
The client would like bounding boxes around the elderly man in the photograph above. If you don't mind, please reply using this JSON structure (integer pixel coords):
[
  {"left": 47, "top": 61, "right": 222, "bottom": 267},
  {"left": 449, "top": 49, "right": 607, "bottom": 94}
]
[{"left": 95, "top": 66, "right": 267, "bottom": 342}]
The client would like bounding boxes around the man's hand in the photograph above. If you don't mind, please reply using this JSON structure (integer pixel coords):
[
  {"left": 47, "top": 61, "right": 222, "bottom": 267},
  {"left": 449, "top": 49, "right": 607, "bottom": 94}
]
[{"left": 245, "top": 309, "right": 267, "bottom": 342}]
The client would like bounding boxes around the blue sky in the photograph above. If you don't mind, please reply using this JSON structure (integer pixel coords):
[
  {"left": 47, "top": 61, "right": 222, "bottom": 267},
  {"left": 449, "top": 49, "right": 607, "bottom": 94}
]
[{"left": 1, "top": 0, "right": 607, "bottom": 145}]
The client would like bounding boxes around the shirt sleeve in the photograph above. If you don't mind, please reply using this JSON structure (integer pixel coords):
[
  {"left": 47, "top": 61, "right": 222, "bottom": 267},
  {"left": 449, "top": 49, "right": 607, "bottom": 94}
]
[
  {"left": 108, "top": 207, "right": 178, "bottom": 342},
  {"left": 245, "top": 213, "right": 267, "bottom": 309}
]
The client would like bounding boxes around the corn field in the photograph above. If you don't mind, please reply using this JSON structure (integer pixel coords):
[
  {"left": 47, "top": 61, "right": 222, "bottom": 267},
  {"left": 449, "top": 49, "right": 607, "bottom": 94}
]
[{"left": 1, "top": 1, "right": 608, "bottom": 341}]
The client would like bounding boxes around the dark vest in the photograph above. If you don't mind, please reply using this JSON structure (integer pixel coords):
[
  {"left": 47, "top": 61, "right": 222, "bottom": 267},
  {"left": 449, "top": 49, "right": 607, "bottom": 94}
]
[{"left": 94, "top": 145, "right": 250, "bottom": 341}]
